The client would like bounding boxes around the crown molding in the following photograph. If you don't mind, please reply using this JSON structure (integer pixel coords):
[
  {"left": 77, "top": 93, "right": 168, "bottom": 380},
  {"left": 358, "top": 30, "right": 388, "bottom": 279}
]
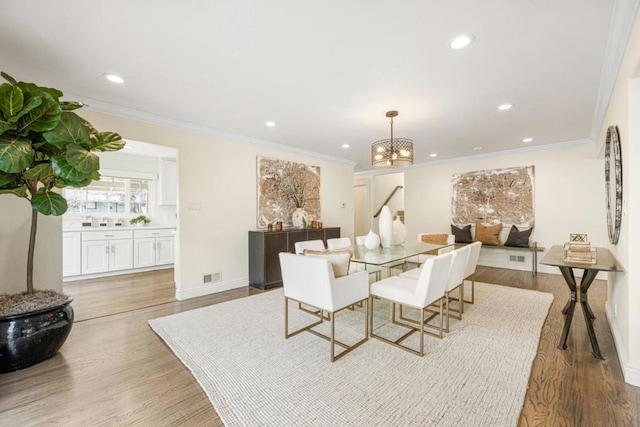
[
  {"left": 65, "top": 94, "right": 357, "bottom": 167},
  {"left": 589, "top": 0, "right": 640, "bottom": 147}
]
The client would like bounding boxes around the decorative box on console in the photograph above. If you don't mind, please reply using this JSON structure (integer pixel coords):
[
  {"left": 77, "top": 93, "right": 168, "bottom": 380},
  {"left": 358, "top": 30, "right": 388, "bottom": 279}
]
[{"left": 563, "top": 241, "right": 596, "bottom": 264}]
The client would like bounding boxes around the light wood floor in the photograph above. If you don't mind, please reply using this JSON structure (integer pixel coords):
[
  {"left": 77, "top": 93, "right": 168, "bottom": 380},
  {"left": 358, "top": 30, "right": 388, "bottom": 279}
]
[{"left": 1, "top": 267, "right": 639, "bottom": 426}]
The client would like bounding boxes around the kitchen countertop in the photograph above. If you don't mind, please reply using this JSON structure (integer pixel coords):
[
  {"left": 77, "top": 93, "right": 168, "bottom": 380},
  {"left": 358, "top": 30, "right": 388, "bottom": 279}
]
[{"left": 64, "top": 225, "right": 177, "bottom": 232}]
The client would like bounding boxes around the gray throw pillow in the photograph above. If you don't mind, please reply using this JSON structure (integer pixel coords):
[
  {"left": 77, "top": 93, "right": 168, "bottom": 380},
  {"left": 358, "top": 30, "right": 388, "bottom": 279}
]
[
  {"left": 504, "top": 225, "right": 533, "bottom": 248},
  {"left": 451, "top": 224, "right": 472, "bottom": 244}
]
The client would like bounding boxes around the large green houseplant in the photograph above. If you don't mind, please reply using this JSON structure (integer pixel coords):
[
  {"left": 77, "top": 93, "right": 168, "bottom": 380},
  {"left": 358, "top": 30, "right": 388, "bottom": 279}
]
[{"left": 0, "top": 72, "right": 124, "bottom": 372}]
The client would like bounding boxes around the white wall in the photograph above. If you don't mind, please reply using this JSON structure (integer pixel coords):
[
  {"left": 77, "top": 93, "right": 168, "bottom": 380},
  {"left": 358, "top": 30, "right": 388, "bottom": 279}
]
[
  {"left": 72, "top": 110, "right": 355, "bottom": 300},
  {"left": 404, "top": 143, "right": 607, "bottom": 275},
  {"left": 597, "top": 5, "right": 640, "bottom": 386},
  {"left": 0, "top": 197, "right": 62, "bottom": 294}
]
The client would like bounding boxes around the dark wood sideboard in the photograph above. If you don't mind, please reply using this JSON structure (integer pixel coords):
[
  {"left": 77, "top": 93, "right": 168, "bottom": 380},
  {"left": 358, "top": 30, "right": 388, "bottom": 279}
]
[{"left": 248, "top": 227, "right": 340, "bottom": 290}]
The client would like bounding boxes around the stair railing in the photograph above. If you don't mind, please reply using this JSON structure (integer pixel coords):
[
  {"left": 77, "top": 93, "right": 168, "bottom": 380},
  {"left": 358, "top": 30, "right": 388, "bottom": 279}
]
[{"left": 373, "top": 185, "right": 403, "bottom": 218}]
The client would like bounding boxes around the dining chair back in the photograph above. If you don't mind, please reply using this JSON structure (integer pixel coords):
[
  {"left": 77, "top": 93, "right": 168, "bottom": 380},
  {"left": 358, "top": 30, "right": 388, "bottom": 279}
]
[
  {"left": 327, "top": 237, "right": 353, "bottom": 250},
  {"left": 294, "top": 239, "right": 325, "bottom": 255}
]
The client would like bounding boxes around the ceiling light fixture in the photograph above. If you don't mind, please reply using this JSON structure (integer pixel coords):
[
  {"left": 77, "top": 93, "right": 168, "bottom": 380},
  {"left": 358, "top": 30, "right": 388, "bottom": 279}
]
[
  {"left": 430, "top": 153, "right": 438, "bottom": 158},
  {"left": 342, "top": 144, "right": 350, "bottom": 148},
  {"left": 371, "top": 110, "right": 414, "bottom": 168},
  {"left": 450, "top": 33, "right": 476, "bottom": 49},
  {"left": 265, "top": 121, "right": 276, "bottom": 127},
  {"left": 103, "top": 73, "right": 125, "bottom": 84},
  {"left": 497, "top": 103, "right": 513, "bottom": 111},
  {"left": 522, "top": 137, "right": 533, "bottom": 143}
]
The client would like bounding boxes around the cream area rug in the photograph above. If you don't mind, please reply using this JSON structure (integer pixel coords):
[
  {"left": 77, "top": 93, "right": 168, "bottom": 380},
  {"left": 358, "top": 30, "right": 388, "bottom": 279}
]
[{"left": 149, "top": 283, "right": 552, "bottom": 426}]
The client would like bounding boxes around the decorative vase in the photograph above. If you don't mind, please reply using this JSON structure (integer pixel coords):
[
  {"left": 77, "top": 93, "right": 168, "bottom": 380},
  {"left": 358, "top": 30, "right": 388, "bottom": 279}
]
[
  {"left": 379, "top": 205, "right": 393, "bottom": 248},
  {"left": 364, "top": 229, "right": 381, "bottom": 250},
  {"left": 392, "top": 216, "right": 408, "bottom": 245},
  {"left": 0, "top": 299, "right": 74, "bottom": 373},
  {"left": 291, "top": 208, "right": 308, "bottom": 228}
]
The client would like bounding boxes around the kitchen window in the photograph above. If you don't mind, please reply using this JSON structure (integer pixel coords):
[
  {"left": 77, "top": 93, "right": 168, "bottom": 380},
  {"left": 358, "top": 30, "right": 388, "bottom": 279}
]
[{"left": 63, "top": 175, "right": 152, "bottom": 215}]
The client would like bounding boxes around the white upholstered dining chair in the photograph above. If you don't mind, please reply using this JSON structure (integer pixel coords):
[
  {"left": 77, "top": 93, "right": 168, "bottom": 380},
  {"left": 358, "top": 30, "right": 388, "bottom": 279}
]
[
  {"left": 294, "top": 239, "right": 325, "bottom": 254},
  {"left": 369, "top": 252, "right": 452, "bottom": 356},
  {"left": 279, "top": 252, "right": 370, "bottom": 362},
  {"left": 326, "top": 237, "right": 353, "bottom": 251},
  {"left": 330, "top": 237, "right": 381, "bottom": 281},
  {"left": 442, "top": 246, "right": 470, "bottom": 332},
  {"left": 462, "top": 241, "right": 482, "bottom": 304},
  {"left": 401, "top": 246, "right": 469, "bottom": 328}
]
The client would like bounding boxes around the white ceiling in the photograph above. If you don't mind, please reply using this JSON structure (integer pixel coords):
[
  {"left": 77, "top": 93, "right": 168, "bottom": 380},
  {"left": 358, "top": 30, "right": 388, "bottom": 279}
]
[{"left": 0, "top": 1, "right": 621, "bottom": 172}]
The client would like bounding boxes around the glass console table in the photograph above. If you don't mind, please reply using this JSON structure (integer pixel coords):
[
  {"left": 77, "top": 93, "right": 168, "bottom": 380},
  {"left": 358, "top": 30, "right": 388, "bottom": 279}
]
[{"left": 540, "top": 245, "right": 622, "bottom": 359}]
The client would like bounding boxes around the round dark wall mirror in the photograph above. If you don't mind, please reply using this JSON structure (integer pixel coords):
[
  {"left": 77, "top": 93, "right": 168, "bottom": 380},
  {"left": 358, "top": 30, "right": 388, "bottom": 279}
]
[{"left": 604, "top": 125, "right": 622, "bottom": 245}]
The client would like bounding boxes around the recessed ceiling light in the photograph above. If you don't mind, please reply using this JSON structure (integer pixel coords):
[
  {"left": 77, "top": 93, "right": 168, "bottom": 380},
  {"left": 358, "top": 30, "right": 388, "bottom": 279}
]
[
  {"left": 342, "top": 144, "right": 350, "bottom": 148},
  {"left": 450, "top": 33, "right": 476, "bottom": 49},
  {"left": 473, "top": 146, "right": 483, "bottom": 151},
  {"left": 522, "top": 137, "right": 533, "bottom": 143},
  {"left": 265, "top": 121, "right": 276, "bottom": 127},
  {"left": 430, "top": 153, "right": 438, "bottom": 158},
  {"left": 498, "top": 103, "right": 513, "bottom": 111},
  {"left": 103, "top": 73, "right": 124, "bottom": 84}
]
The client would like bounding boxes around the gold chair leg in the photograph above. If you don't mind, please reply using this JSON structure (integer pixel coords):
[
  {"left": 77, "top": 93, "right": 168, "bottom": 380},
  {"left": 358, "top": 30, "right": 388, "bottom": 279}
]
[
  {"left": 298, "top": 301, "right": 331, "bottom": 320},
  {"left": 370, "top": 297, "right": 430, "bottom": 356},
  {"left": 445, "top": 291, "right": 450, "bottom": 333},
  {"left": 463, "top": 275, "right": 475, "bottom": 304},
  {"left": 285, "top": 297, "right": 323, "bottom": 339},
  {"left": 287, "top": 296, "right": 369, "bottom": 362}
]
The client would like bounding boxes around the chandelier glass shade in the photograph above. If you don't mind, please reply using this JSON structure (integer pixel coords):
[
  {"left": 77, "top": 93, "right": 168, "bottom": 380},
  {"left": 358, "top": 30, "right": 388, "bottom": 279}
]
[{"left": 371, "top": 111, "right": 414, "bottom": 168}]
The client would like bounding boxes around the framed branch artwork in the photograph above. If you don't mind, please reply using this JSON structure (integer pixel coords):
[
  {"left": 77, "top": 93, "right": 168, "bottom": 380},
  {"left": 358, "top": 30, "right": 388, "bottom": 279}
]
[
  {"left": 451, "top": 165, "right": 535, "bottom": 226},
  {"left": 256, "top": 157, "right": 321, "bottom": 228}
]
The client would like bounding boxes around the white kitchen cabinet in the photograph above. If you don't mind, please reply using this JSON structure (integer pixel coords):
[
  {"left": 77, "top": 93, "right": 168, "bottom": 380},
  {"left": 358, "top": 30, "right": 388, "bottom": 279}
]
[
  {"left": 63, "top": 232, "right": 82, "bottom": 277},
  {"left": 158, "top": 159, "right": 177, "bottom": 205},
  {"left": 133, "top": 229, "right": 175, "bottom": 268},
  {"left": 81, "top": 230, "right": 134, "bottom": 274}
]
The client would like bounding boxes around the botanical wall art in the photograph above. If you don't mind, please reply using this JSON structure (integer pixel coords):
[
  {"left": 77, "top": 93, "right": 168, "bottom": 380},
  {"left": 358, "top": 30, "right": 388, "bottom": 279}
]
[
  {"left": 451, "top": 166, "right": 535, "bottom": 226},
  {"left": 256, "top": 157, "right": 321, "bottom": 228}
]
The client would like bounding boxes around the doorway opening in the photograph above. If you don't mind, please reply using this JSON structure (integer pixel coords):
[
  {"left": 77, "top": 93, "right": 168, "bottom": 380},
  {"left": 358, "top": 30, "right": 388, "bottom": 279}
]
[{"left": 61, "top": 139, "right": 179, "bottom": 321}]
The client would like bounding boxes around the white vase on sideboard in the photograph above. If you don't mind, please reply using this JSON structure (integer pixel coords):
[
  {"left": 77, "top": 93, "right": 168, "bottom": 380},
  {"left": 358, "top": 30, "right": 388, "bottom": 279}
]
[
  {"left": 291, "top": 208, "right": 307, "bottom": 228},
  {"left": 378, "top": 205, "right": 393, "bottom": 248}
]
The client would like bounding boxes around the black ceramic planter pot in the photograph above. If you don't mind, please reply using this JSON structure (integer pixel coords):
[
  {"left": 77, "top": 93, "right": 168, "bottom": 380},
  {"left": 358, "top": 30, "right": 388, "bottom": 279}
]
[{"left": 0, "top": 299, "right": 74, "bottom": 374}]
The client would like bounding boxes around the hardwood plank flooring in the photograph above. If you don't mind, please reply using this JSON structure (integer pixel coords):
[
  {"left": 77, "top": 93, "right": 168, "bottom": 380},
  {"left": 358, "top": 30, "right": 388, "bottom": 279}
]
[
  {"left": 63, "top": 269, "right": 177, "bottom": 322},
  {"left": 1, "top": 267, "right": 639, "bottom": 426}
]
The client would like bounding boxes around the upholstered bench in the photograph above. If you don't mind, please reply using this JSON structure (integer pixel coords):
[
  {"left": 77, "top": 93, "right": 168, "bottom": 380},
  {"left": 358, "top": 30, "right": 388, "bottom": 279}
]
[{"left": 451, "top": 223, "right": 545, "bottom": 275}]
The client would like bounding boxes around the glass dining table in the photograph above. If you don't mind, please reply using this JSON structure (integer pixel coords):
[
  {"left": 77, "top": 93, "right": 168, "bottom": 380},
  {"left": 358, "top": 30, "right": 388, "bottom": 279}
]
[{"left": 351, "top": 241, "right": 454, "bottom": 279}]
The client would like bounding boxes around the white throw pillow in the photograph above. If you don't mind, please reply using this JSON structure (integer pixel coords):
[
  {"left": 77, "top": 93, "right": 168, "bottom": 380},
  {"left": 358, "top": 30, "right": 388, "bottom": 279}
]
[{"left": 303, "top": 249, "right": 352, "bottom": 278}]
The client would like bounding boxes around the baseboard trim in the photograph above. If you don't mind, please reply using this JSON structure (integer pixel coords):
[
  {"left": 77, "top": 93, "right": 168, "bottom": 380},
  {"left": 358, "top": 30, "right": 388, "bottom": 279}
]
[
  {"left": 175, "top": 278, "right": 247, "bottom": 300},
  {"left": 605, "top": 301, "right": 640, "bottom": 387},
  {"left": 625, "top": 364, "right": 640, "bottom": 387}
]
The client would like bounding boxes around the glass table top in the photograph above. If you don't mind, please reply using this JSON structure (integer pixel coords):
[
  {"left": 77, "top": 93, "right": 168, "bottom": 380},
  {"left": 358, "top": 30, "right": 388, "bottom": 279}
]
[
  {"left": 539, "top": 245, "right": 623, "bottom": 272},
  {"left": 350, "top": 241, "right": 453, "bottom": 266}
]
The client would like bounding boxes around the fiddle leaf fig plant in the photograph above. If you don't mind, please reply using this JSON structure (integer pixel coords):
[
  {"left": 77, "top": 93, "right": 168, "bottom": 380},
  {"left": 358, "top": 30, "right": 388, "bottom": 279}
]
[{"left": 0, "top": 72, "right": 125, "bottom": 303}]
